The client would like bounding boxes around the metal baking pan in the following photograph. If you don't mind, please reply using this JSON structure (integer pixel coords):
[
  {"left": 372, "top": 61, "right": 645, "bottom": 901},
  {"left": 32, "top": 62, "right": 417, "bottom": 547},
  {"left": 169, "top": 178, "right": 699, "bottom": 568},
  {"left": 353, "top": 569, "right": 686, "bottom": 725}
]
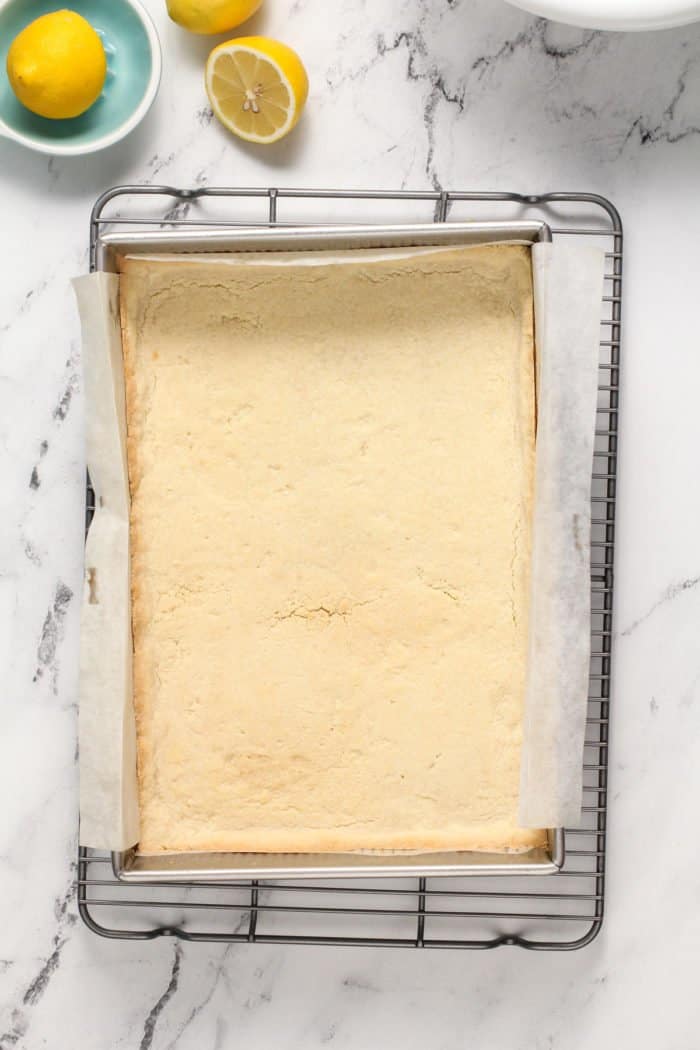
[
  {"left": 95, "top": 218, "right": 564, "bottom": 882},
  {"left": 95, "top": 218, "right": 551, "bottom": 270},
  {"left": 114, "top": 828, "right": 564, "bottom": 882}
]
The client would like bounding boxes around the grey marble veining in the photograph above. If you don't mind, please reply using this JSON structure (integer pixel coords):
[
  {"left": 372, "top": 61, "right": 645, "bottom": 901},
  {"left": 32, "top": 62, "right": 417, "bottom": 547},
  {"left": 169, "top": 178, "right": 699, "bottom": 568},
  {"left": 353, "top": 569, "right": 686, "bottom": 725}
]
[{"left": 2, "top": 0, "right": 700, "bottom": 1047}]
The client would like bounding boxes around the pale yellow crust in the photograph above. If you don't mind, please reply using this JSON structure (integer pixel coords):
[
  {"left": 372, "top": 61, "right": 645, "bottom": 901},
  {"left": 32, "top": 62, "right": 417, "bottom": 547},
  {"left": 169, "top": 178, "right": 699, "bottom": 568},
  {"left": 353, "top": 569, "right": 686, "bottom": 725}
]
[{"left": 118, "top": 245, "right": 544, "bottom": 855}]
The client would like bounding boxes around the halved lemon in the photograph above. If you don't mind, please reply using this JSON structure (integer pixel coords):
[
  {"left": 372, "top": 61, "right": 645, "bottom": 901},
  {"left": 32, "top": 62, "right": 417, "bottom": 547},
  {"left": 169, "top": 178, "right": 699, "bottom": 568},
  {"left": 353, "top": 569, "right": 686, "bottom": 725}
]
[{"left": 205, "top": 36, "right": 308, "bottom": 144}]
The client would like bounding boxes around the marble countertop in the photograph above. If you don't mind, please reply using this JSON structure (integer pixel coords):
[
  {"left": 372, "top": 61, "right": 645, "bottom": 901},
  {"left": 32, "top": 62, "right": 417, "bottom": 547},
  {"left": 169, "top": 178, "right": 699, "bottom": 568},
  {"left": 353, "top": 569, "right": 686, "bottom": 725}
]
[{"left": 3, "top": 1, "right": 700, "bottom": 1046}]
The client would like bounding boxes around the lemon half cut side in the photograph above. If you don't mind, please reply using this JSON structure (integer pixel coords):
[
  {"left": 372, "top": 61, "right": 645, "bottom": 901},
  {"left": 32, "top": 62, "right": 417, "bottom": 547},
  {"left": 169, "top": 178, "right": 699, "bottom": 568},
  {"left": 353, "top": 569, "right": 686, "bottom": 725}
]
[{"left": 205, "top": 37, "right": 308, "bottom": 144}]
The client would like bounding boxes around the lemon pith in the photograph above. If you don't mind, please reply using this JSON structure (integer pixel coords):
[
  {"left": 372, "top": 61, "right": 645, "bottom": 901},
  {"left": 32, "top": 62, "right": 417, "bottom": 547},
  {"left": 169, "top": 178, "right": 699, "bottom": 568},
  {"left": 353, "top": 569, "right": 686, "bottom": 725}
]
[
  {"left": 7, "top": 9, "right": 107, "bottom": 120},
  {"left": 205, "top": 36, "right": 308, "bottom": 144},
  {"left": 167, "top": 0, "right": 263, "bottom": 34}
]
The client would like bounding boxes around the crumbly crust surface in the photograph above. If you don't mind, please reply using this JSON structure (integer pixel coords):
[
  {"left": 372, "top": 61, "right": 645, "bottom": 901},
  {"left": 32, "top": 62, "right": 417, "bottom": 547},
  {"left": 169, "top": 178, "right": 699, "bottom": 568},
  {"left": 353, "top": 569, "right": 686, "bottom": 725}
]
[{"left": 119, "top": 246, "right": 543, "bottom": 854}]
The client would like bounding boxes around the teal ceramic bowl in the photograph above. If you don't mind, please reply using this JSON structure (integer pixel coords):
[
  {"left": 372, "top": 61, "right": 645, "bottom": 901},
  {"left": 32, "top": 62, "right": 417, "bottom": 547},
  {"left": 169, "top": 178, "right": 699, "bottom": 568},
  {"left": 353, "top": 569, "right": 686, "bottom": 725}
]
[{"left": 0, "top": 0, "right": 161, "bottom": 155}]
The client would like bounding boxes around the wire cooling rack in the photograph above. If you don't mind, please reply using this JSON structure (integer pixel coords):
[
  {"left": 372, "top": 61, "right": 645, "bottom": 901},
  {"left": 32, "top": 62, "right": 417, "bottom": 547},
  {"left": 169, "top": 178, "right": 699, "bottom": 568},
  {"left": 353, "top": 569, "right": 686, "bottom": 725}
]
[{"left": 79, "top": 186, "right": 620, "bottom": 950}]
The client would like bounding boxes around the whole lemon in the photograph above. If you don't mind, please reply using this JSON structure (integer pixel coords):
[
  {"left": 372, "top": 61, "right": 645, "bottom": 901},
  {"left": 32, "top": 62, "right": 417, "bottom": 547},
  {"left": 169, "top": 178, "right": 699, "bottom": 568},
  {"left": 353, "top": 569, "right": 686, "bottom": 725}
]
[
  {"left": 167, "top": 0, "right": 262, "bottom": 34},
  {"left": 7, "top": 10, "right": 107, "bottom": 120}
]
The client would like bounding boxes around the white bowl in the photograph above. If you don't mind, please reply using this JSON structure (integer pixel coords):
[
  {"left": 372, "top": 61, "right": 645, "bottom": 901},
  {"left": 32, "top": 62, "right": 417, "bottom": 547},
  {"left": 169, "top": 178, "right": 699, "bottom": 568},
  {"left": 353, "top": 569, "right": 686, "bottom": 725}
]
[{"left": 506, "top": 0, "right": 700, "bottom": 30}]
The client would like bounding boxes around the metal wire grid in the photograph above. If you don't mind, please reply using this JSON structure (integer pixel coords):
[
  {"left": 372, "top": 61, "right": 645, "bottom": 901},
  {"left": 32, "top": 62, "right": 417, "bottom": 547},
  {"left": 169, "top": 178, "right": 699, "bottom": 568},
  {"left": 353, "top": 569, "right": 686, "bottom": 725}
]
[{"left": 79, "top": 186, "right": 620, "bottom": 950}]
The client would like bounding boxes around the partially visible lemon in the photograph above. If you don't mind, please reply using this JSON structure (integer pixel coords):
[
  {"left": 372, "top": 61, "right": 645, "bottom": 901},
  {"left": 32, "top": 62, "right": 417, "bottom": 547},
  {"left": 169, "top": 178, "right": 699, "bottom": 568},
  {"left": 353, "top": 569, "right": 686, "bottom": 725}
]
[
  {"left": 7, "top": 10, "right": 107, "bottom": 120},
  {"left": 205, "top": 36, "right": 308, "bottom": 144},
  {"left": 167, "top": 0, "right": 262, "bottom": 34}
]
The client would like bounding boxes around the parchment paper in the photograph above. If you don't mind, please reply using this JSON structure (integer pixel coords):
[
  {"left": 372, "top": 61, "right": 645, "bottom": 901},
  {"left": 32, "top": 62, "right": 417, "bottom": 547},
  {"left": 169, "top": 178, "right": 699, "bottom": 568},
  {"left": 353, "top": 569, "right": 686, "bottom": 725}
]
[
  {"left": 74, "top": 241, "right": 604, "bottom": 850},
  {"left": 73, "top": 274, "right": 139, "bottom": 849},
  {"left": 519, "top": 242, "right": 605, "bottom": 828}
]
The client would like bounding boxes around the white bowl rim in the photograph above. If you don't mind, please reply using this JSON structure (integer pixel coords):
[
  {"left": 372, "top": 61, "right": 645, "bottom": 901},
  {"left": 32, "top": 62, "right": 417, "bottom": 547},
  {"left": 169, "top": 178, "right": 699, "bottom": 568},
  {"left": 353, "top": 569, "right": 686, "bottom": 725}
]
[
  {"left": 0, "top": 0, "right": 162, "bottom": 156},
  {"left": 506, "top": 0, "right": 700, "bottom": 31}
]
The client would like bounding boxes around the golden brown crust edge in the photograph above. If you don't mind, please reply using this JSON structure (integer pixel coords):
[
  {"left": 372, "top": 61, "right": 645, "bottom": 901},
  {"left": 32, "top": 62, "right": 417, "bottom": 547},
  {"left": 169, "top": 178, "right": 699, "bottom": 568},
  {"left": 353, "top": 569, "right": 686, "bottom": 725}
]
[
  {"left": 118, "top": 262, "right": 155, "bottom": 824},
  {"left": 138, "top": 824, "right": 547, "bottom": 855}
]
